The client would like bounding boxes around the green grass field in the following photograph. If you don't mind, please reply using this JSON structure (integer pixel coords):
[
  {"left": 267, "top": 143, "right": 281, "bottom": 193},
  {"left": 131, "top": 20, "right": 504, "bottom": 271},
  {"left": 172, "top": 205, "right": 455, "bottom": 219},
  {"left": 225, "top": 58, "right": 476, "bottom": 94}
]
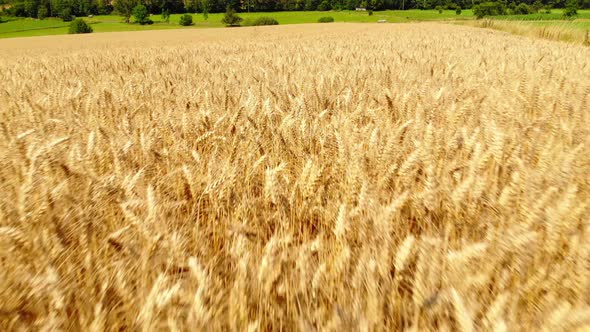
[
  {"left": 1, "top": 9, "right": 589, "bottom": 39},
  {"left": 0, "top": 10, "right": 475, "bottom": 38}
]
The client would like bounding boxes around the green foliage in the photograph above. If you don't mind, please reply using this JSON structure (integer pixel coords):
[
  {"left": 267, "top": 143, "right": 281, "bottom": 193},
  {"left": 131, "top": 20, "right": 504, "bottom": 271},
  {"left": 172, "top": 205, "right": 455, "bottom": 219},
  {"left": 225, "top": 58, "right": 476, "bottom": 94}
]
[
  {"left": 317, "top": 16, "right": 334, "bottom": 22},
  {"left": 132, "top": 4, "right": 152, "bottom": 24},
  {"left": 179, "top": 14, "right": 193, "bottom": 25},
  {"left": 97, "top": 2, "right": 113, "bottom": 15},
  {"left": 508, "top": 2, "right": 517, "bottom": 11},
  {"left": 24, "top": 0, "right": 39, "bottom": 18},
  {"left": 60, "top": 8, "right": 73, "bottom": 21},
  {"left": 532, "top": 0, "right": 543, "bottom": 12},
  {"left": 304, "top": 0, "right": 318, "bottom": 10},
  {"left": 3, "top": 3, "right": 26, "bottom": 17},
  {"left": 514, "top": 3, "right": 532, "bottom": 14},
  {"left": 114, "top": 0, "right": 138, "bottom": 23},
  {"left": 473, "top": 2, "right": 507, "bottom": 18},
  {"left": 202, "top": 0, "right": 209, "bottom": 20},
  {"left": 68, "top": 18, "right": 92, "bottom": 33},
  {"left": 221, "top": 7, "right": 242, "bottom": 26},
  {"left": 317, "top": 0, "right": 331, "bottom": 10},
  {"left": 564, "top": 0, "right": 578, "bottom": 16},
  {"left": 369, "top": 0, "right": 384, "bottom": 10},
  {"left": 435, "top": 5, "right": 443, "bottom": 12},
  {"left": 251, "top": 16, "right": 279, "bottom": 25},
  {"left": 37, "top": 5, "right": 47, "bottom": 19},
  {"left": 161, "top": 8, "right": 170, "bottom": 23},
  {"left": 368, "top": 9, "right": 374, "bottom": 15},
  {"left": 456, "top": 7, "right": 462, "bottom": 14}
]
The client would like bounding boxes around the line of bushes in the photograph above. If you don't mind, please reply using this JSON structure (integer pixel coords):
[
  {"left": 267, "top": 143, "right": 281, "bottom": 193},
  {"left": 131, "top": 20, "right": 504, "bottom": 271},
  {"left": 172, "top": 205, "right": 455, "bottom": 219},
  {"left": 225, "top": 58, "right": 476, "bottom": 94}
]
[
  {"left": 250, "top": 16, "right": 279, "bottom": 26},
  {"left": 221, "top": 9, "right": 279, "bottom": 27}
]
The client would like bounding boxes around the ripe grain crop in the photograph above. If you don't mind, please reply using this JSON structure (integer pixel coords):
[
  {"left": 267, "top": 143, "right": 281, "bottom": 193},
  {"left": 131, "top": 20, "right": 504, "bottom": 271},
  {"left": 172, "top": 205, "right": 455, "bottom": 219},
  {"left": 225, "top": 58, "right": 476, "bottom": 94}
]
[
  {"left": 457, "top": 19, "right": 590, "bottom": 46},
  {"left": 0, "top": 23, "right": 589, "bottom": 330}
]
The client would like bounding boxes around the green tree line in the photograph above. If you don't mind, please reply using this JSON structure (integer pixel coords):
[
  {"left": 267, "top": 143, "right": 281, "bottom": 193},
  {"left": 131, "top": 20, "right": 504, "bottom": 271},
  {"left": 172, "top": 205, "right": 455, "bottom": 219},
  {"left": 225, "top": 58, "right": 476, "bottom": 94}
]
[{"left": 1, "top": 0, "right": 588, "bottom": 20}]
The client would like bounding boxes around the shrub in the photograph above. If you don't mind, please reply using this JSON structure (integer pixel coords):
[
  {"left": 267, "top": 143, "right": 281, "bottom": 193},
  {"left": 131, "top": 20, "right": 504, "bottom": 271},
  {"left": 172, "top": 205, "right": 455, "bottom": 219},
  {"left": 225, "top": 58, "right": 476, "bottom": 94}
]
[
  {"left": 221, "top": 8, "right": 242, "bottom": 26},
  {"left": 68, "top": 18, "right": 93, "bottom": 34},
  {"left": 251, "top": 17, "right": 279, "bottom": 26},
  {"left": 435, "top": 5, "right": 443, "bottom": 13},
  {"left": 368, "top": 9, "right": 373, "bottom": 15},
  {"left": 317, "top": 16, "right": 334, "bottom": 23},
  {"left": 473, "top": 2, "right": 506, "bottom": 18},
  {"left": 514, "top": 3, "right": 532, "bottom": 14},
  {"left": 133, "top": 5, "right": 152, "bottom": 25},
  {"left": 179, "top": 14, "right": 193, "bottom": 26},
  {"left": 564, "top": 0, "right": 578, "bottom": 17},
  {"left": 60, "top": 8, "right": 73, "bottom": 22},
  {"left": 456, "top": 7, "right": 462, "bottom": 15}
]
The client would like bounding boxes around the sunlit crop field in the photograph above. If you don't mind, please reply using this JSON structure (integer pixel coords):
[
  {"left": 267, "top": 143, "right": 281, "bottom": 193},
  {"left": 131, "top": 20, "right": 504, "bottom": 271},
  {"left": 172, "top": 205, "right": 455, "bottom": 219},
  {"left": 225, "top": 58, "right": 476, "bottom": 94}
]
[{"left": 1, "top": 23, "right": 589, "bottom": 330}]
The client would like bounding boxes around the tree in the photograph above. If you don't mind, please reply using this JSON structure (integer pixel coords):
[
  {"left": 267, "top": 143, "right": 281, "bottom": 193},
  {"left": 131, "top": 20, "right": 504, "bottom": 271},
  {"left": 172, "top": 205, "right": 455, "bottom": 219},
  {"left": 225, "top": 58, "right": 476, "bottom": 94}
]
[
  {"left": 221, "top": 6, "right": 242, "bottom": 26},
  {"left": 24, "top": 0, "right": 40, "bottom": 17},
  {"left": 201, "top": 0, "right": 209, "bottom": 19},
  {"left": 564, "top": 0, "right": 578, "bottom": 16},
  {"left": 97, "top": 0, "right": 112, "bottom": 14},
  {"left": 514, "top": 2, "right": 531, "bottom": 13},
  {"left": 161, "top": 8, "right": 170, "bottom": 22},
  {"left": 183, "top": 0, "right": 198, "bottom": 12},
  {"left": 133, "top": 4, "right": 151, "bottom": 24},
  {"left": 317, "top": 0, "right": 331, "bottom": 9},
  {"left": 473, "top": 2, "right": 506, "bottom": 18},
  {"left": 304, "top": 0, "right": 319, "bottom": 10},
  {"left": 60, "top": 7, "right": 73, "bottom": 21},
  {"left": 37, "top": 5, "right": 48, "bottom": 18},
  {"left": 115, "top": 0, "right": 138, "bottom": 22},
  {"left": 369, "top": 0, "right": 384, "bottom": 9}
]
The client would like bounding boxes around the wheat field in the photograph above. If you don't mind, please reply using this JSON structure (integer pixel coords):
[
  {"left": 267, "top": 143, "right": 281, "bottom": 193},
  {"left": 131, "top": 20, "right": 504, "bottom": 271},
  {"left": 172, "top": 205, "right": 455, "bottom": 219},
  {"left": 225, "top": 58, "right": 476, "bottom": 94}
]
[
  {"left": 0, "top": 23, "right": 589, "bottom": 331},
  {"left": 456, "top": 19, "right": 590, "bottom": 46}
]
